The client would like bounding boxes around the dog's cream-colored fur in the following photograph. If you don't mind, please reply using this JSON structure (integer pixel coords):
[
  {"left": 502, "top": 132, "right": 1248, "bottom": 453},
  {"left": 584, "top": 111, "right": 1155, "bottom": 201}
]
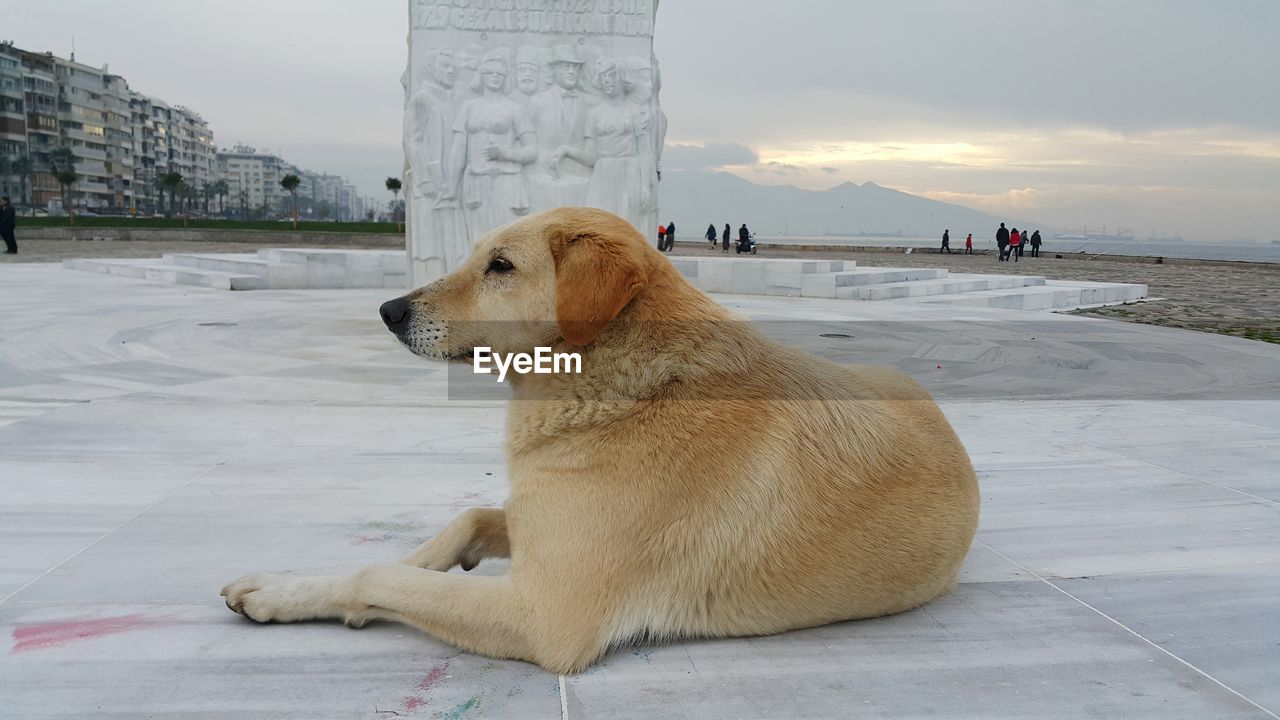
[{"left": 222, "top": 207, "right": 979, "bottom": 673}]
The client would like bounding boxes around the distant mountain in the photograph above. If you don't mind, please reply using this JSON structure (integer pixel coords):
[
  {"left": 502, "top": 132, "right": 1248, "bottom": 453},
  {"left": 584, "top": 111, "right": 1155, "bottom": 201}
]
[{"left": 656, "top": 171, "right": 1050, "bottom": 239}]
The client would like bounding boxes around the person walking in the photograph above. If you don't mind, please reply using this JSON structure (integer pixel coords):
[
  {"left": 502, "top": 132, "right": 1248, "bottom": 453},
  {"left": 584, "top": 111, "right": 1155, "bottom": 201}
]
[
  {"left": 656, "top": 223, "right": 666, "bottom": 251},
  {"left": 705, "top": 223, "right": 717, "bottom": 248},
  {"left": 940, "top": 229, "right": 951, "bottom": 254},
  {"left": 965, "top": 233, "right": 973, "bottom": 255},
  {"left": 1008, "top": 227, "right": 1021, "bottom": 262},
  {"left": 1030, "top": 230, "right": 1042, "bottom": 258},
  {"left": 722, "top": 223, "right": 731, "bottom": 253},
  {"left": 996, "top": 222, "right": 1009, "bottom": 261},
  {"left": 0, "top": 196, "right": 16, "bottom": 255},
  {"left": 664, "top": 220, "right": 676, "bottom": 251}
]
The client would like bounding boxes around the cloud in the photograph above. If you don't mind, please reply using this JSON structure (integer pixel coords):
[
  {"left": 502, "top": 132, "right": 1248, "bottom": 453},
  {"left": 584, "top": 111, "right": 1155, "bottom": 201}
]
[
  {"left": 917, "top": 188, "right": 1044, "bottom": 213},
  {"left": 820, "top": 166, "right": 840, "bottom": 174},
  {"left": 763, "top": 161, "right": 804, "bottom": 175},
  {"left": 662, "top": 142, "right": 759, "bottom": 171}
]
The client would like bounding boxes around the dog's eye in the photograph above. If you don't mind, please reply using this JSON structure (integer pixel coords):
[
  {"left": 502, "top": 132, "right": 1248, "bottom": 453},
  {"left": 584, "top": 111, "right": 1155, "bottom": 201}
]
[{"left": 486, "top": 257, "right": 515, "bottom": 274}]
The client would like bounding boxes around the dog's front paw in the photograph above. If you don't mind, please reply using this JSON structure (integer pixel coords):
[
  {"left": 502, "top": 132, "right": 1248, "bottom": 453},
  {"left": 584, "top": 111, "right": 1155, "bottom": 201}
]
[{"left": 220, "top": 573, "right": 340, "bottom": 624}]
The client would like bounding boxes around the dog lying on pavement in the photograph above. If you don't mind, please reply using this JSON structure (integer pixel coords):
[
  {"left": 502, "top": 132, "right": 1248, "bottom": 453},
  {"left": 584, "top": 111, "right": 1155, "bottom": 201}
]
[{"left": 222, "top": 207, "right": 979, "bottom": 674}]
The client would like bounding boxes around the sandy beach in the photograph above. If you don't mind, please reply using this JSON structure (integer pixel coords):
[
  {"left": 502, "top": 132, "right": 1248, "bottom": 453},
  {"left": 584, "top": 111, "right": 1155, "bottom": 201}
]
[{"left": 3, "top": 235, "right": 1277, "bottom": 344}]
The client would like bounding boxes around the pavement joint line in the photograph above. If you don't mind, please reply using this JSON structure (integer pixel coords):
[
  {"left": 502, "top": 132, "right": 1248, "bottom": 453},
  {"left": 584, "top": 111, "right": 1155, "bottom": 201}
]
[
  {"left": 558, "top": 674, "right": 569, "bottom": 720},
  {"left": 975, "top": 540, "right": 1280, "bottom": 720},
  {"left": 1037, "top": 558, "right": 1280, "bottom": 581},
  {"left": 1123, "top": 455, "right": 1280, "bottom": 508},
  {"left": 0, "top": 401, "right": 319, "bottom": 607}
]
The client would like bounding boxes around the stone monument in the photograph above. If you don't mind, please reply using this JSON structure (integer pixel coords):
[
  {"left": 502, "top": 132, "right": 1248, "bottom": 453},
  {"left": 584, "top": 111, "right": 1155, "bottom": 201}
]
[{"left": 403, "top": 0, "right": 665, "bottom": 286}]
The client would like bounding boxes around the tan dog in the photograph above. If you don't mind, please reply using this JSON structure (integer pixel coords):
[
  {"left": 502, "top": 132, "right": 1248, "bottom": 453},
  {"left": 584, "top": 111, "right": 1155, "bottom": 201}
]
[{"left": 221, "top": 207, "right": 979, "bottom": 673}]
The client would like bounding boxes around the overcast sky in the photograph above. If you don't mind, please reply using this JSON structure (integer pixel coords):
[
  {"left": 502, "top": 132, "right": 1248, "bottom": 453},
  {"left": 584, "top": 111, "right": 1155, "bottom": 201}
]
[{"left": 7, "top": 0, "right": 1278, "bottom": 240}]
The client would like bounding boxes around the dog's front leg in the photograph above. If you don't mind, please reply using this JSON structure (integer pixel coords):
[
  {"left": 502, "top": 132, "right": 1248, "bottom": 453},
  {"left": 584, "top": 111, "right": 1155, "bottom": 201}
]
[
  {"left": 399, "top": 507, "right": 510, "bottom": 571},
  {"left": 222, "top": 566, "right": 600, "bottom": 672}
]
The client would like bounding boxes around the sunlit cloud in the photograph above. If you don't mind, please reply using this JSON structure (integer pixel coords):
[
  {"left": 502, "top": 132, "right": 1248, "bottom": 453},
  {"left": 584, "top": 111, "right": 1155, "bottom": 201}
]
[
  {"left": 756, "top": 141, "right": 1004, "bottom": 170},
  {"left": 916, "top": 188, "right": 1044, "bottom": 212}
]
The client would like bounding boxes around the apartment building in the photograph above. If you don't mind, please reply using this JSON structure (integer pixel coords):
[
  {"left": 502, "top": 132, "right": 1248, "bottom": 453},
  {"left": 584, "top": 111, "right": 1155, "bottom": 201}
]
[
  {"left": 216, "top": 145, "right": 295, "bottom": 217},
  {"left": 53, "top": 55, "right": 137, "bottom": 208},
  {"left": 130, "top": 96, "right": 216, "bottom": 213},
  {"left": 298, "top": 170, "right": 360, "bottom": 221},
  {"left": 0, "top": 42, "right": 216, "bottom": 213},
  {"left": 0, "top": 43, "right": 25, "bottom": 199},
  {"left": 2, "top": 42, "right": 362, "bottom": 218}
]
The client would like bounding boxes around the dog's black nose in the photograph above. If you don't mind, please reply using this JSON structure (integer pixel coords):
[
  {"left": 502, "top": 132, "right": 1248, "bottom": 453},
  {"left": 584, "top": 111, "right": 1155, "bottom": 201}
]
[{"left": 379, "top": 297, "right": 412, "bottom": 333}]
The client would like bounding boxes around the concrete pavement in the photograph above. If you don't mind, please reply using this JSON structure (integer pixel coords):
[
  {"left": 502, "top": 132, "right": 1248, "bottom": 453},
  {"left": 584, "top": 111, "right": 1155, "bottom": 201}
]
[{"left": 1, "top": 263, "right": 1277, "bottom": 719}]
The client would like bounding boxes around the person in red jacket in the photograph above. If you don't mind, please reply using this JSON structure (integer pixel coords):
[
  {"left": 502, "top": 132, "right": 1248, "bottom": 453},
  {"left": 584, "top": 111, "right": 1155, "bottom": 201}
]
[
  {"left": 1007, "top": 228, "right": 1021, "bottom": 262},
  {"left": 964, "top": 233, "right": 973, "bottom": 255}
]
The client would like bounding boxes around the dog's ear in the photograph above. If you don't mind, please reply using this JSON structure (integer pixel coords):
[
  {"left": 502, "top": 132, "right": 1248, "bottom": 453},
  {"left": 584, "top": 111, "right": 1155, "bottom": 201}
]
[{"left": 550, "top": 226, "right": 648, "bottom": 346}]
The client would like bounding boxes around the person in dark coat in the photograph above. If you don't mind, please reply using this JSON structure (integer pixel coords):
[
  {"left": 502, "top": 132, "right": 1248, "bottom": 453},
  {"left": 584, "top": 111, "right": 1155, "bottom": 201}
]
[
  {"left": 738, "top": 224, "right": 750, "bottom": 252},
  {"left": 722, "top": 223, "right": 731, "bottom": 253},
  {"left": 1030, "top": 230, "right": 1042, "bottom": 257},
  {"left": 940, "top": 229, "right": 951, "bottom": 254},
  {"left": 706, "top": 223, "right": 717, "bottom": 248},
  {"left": 664, "top": 220, "right": 676, "bottom": 251},
  {"left": 996, "top": 222, "right": 1009, "bottom": 262},
  {"left": 0, "top": 196, "right": 16, "bottom": 255}
]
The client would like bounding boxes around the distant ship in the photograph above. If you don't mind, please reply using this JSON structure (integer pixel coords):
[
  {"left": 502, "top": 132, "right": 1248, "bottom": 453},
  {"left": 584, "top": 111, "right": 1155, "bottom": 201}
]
[{"left": 1054, "top": 227, "right": 1136, "bottom": 242}]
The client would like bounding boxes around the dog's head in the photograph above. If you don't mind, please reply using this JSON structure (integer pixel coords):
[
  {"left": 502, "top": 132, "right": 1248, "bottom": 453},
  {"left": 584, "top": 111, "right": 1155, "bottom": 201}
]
[{"left": 380, "top": 207, "right": 652, "bottom": 360}]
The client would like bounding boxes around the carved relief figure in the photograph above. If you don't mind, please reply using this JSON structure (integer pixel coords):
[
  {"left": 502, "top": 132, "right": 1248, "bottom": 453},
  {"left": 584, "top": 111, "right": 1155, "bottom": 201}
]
[
  {"left": 451, "top": 44, "right": 485, "bottom": 104},
  {"left": 622, "top": 56, "right": 666, "bottom": 238},
  {"left": 525, "top": 45, "right": 593, "bottom": 209},
  {"left": 553, "top": 58, "right": 654, "bottom": 231},
  {"left": 406, "top": 49, "right": 470, "bottom": 272},
  {"left": 446, "top": 49, "right": 537, "bottom": 239},
  {"left": 513, "top": 46, "right": 544, "bottom": 106},
  {"left": 403, "top": 2, "right": 662, "bottom": 286}
]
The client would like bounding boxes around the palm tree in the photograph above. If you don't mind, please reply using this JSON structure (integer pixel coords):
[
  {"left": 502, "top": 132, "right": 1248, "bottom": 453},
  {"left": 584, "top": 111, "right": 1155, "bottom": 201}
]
[
  {"left": 50, "top": 147, "right": 76, "bottom": 219},
  {"left": 55, "top": 170, "right": 77, "bottom": 225},
  {"left": 12, "top": 155, "right": 32, "bottom": 216},
  {"left": 177, "top": 180, "right": 193, "bottom": 227},
  {"left": 280, "top": 174, "right": 302, "bottom": 230},
  {"left": 200, "top": 184, "right": 215, "bottom": 216},
  {"left": 50, "top": 147, "right": 75, "bottom": 173},
  {"left": 0, "top": 153, "right": 28, "bottom": 209},
  {"left": 161, "top": 172, "right": 183, "bottom": 218},
  {"left": 211, "top": 179, "right": 229, "bottom": 217},
  {"left": 386, "top": 176, "right": 403, "bottom": 232}
]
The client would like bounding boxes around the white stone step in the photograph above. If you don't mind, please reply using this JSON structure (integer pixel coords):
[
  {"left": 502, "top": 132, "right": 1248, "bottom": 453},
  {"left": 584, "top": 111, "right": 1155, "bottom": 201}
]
[
  {"left": 837, "top": 273, "right": 1045, "bottom": 301},
  {"left": 670, "top": 256, "right": 856, "bottom": 296},
  {"left": 257, "top": 248, "right": 408, "bottom": 289},
  {"left": 911, "top": 280, "right": 1147, "bottom": 311},
  {"left": 65, "top": 250, "right": 408, "bottom": 291},
  {"left": 165, "top": 253, "right": 308, "bottom": 289},
  {"left": 165, "top": 253, "right": 270, "bottom": 274},
  {"left": 801, "top": 268, "right": 949, "bottom": 298},
  {"left": 62, "top": 257, "right": 266, "bottom": 290}
]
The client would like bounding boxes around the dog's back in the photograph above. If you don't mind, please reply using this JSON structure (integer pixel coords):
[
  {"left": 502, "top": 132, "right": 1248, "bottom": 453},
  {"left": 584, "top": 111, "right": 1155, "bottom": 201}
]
[{"left": 508, "top": 268, "right": 979, "bottom": 650}]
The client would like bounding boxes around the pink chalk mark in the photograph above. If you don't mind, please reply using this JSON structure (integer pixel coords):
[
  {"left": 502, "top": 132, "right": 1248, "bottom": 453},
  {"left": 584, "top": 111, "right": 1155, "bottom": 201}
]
[
  {"left": 399, "top": 661, "right": 450, "bottom": 714},
  {"left": 417, "top": 663, "right": 449, "bottom": 691},
  {"left": 11, "top": 614, "right": 164, "bottom": 654}
]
